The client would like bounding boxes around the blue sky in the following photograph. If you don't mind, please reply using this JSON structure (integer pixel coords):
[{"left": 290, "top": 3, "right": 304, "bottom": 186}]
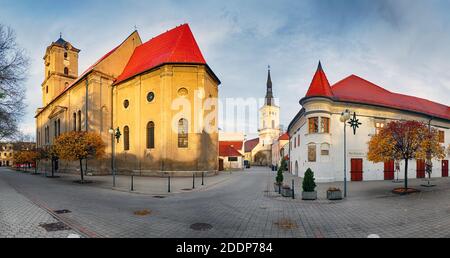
[{"left": 1, "top": 0, "right": 449, "bottom": 137}]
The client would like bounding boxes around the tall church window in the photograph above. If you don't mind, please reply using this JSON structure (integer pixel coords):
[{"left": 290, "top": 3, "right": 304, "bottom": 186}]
[
  {"left": 54, "top": 120, "right": 57, "bottom": 137},
  {"left": 147, "top": 122, "right": 155, "bottom": 149},
  {"left": 57, "top": 119, "right": 61, "bottom": 136},
  {"left": 308, "top": 117, "right": 319, "bottom": 134},
  {"left": 77, "top": 110, "right": 81, "bottom": 131},
  {"left": 320, "top": 117, "right": 330, "bottom": 133},
  {"left": 73, "top": 113, "right": 76, "bottom": 131},
  {"left": 124, "top": 126, "right": 130, "bottom": 151},
  {"left": 46, "top": 86, "right": 48, "bottom": 93},
  {"left": 64, "top": 67, "right": 69, "bottom": 75},
  {"left": 178, "top": 118, "right": 188, "bottom": 148}
]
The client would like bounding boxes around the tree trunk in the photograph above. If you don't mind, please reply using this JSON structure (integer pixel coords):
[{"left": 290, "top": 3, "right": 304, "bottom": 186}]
[
  {"left": 79, "top": 159, "right": 84, "bottom": 183},
  {"left": 404, "top": 159, "right": 408, "bottom": 189}
]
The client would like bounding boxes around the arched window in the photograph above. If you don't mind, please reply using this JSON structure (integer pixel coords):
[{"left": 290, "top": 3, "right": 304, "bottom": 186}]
[
  {"left": 64, "top": 52, "right": 68, "bottom": 59},
  {"left": 77, "top": 110, "right": 81, "bottom": 131},
  {"left": 178, "top": 118, "right": 188, "bottom": 148},
  {"left": 46, "top": 85, "right": 48, "bottom": 93},
  {"left": 64, "top": 67, "right": 69, "bottom": 75},
  {"left": 123, "top": 126, "right": 130, "bottom": 151},
  {"left": 73, "top": 112, "right": 76, "bottom": 131},
  {"left": 147, "top": 122, "right": 155, "bottom": 149}
]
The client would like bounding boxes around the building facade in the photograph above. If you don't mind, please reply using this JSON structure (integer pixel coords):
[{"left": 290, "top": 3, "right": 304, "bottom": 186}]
[
  {"left": 288, "top": 62, "right": 450, "bottom": 182},
  {"left": 271, "top": 133, "right": 289, "bottom": 168},
  {"left": 0, "top": 142, "right": 36, "bottom": 167},
  {"left": 35, "top": 24, "right": 220, "bottom": 176}
]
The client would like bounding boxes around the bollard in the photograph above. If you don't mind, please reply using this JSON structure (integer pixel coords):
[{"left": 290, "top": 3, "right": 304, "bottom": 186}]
[
  {"left": 131, "top": 174, "right": 134, "bottom": 191},
  {"left": 168, "top": 175, "right": 171, "bottom": 193},
  {"left": 292, "top": 179, "right": 295, "bottom": 199},
  {"left": 192, "top": 173, "right": 195, "bottom": 189},
  {"left": 202, "top": 172, "right": 204, "bottom": 186}
]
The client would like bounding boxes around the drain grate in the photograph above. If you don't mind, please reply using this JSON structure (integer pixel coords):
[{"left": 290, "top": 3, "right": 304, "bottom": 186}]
[
  {"left": 39, "top": 222, "right": 71, "bottom": 232},
  {"left": 54, "top": 209, "right": 71, "bottom": 214},
  {"left": 274, "top": 218, "right": 298, "bottom": 230},
  {"left": 190, "top": 223, "right": 213, "bottom": 231},
  {"left": 153, "top": 196, "right": 166, "bottom": 199},
  {"left": 134, "top": 209, "right": 151, "bottom": 216},
  {"left": 181, "top": 188, "right": 192, "bottom": 191}
]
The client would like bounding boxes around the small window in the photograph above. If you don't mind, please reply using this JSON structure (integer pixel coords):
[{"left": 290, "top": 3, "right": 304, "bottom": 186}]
[
  {"left": 439, "top": 130, "right": 445, "bottom": 143},
  {"left": 228, "top": 157, "right": 238, "bottom": 162},
  {"left": 178, "top": 118, "right": 188, "bottom": 148},
  {"left": 375, "top": 122, "right": 385, "bottom": 135},
  {"left": 46, "top": 86, "right": 48, "bottom": 93},
  {"left": 64, "top": 67, "right": 69, "bottom": 75},
  {"left": 308, "top": 117, "right": 319, "bottom": 134},
  {"left": 308, "top": 144, "right": 316, "bottom": 162},
  {"left": 272, "top": 120, "right": 275, "bottom": 129},
  {"left": 64, "top": 52, "right": 68, "bottom": 59},
  {"left": 147, "top": 121, "right": 155, "bottom": 149},
  {"left": 65, "top": 82, "right": 69, "bottom": 88},
  {"left": 123, "top": 99, "right": 129, "bottom": 109},
  {"left": 147, "top": 92, "right": 155, "bottom": 102},
  {"left": 124, "top": 126, "right": 130, "bottom": 150},
  {"left": 321, "top": 117, "right": 330, "bottom": 133}
]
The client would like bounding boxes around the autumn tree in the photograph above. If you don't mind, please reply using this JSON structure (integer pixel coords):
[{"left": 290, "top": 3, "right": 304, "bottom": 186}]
[
  {"left": 13, "top": 150, "right": 25, "bottom": 169},
  {"left": 0, "top": 24, "right": 29, "bottom": 140},
  {"left": 53, "top": 131, "right": 106, "bottom": 183},
  {"left": 368, "top": 120, "right": 445, "bottom": 191}
]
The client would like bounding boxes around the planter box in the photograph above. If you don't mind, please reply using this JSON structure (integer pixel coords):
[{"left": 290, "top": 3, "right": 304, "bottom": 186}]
[
  {"left": 327, "top": 190, "right": 342, "bottom": 200},
  {"left": 274, "top": 183, "right": 282, "bottom": 193},
  {"left": 302, "top": 191, "right": 317, "bottom": 200},
  {"left": 281, "top": 187, "right": 292, "bottom": 197}
]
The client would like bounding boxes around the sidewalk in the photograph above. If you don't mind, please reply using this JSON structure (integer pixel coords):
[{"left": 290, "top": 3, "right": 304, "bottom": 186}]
[{"left": 35, "top": 169, "right": 242, "bottom": 196}]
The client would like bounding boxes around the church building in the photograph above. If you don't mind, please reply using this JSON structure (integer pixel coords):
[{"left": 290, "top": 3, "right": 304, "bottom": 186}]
[
  {"left": 244, "top": 68, "right": 281, "bottom": 166},
  {"left": 35, "top": 24, "right": 220, "bottom": 175},
  {"left": 288, "top": 62, "right": 449, "bottom": 182}
]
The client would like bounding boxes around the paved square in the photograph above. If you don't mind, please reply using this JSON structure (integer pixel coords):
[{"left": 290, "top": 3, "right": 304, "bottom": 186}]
[{"left": 1, "top": 167, "right": 449, "bottom": 238}]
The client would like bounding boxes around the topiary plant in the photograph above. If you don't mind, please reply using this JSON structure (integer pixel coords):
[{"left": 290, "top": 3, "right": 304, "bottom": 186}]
[
  {"left": 276, "top": 167, "right": 284, "bottom": 185},
  {"left": 302, "top": 168, "right": 316, "bottom": 192}
]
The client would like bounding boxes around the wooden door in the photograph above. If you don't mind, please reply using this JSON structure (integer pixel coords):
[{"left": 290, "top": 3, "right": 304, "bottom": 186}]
[
  {"left": 218, "top": 159, "right": 224, "bottom": 171},
  {"left": 384, "top": 160, "right": 394, "bottom": 180},
  {"left": 351, "top": 159, "right": 363, "bottom": 181},
  {"left": 416, "top": 160, "right": 425, "bottom": 178},
  {"left": 442, "top": 160, "right": 449, "bottom": 177}
]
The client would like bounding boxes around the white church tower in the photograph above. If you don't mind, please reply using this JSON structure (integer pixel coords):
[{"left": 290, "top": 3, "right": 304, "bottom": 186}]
[{"left": 259, "top": 66, "right": 280, "bottom": 146}]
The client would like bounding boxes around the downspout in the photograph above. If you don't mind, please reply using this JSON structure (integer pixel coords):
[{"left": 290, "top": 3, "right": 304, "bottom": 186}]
[{"left": 85, "top": 77, "right": 89, "bottom": 174}]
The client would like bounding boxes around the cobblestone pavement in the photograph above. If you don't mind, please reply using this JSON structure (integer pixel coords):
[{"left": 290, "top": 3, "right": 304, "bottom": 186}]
[
  {"left": 1, "top": 166, "right": 450, "bottom": 238},
  {"left": 0, "top": 172, "right": 81, "bottom": 238}
]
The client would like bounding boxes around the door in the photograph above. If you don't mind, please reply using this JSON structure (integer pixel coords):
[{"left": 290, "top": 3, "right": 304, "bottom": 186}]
[
  {"left": 442, "top": 160, "right": 449, "bottom": 177},
  {"left": 416, "top": 160, "right": 425, "bottom": 178},
  {"left": 351, "top": 159, "right": 363, "bottom": 181},
  {"left": 384, "top": 160, "right": 395, "bottom": 180},
  {"left": 218, "top": 158, "right": 224, "bottom": 171}
]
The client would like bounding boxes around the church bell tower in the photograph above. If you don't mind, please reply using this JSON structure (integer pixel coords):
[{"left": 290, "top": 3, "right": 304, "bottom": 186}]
[
  {"left": 42, "top": 34, "right": 80, "bottom": 106},
  {"left": 258, "top": 66, "right": 280, "bottom": 146}
]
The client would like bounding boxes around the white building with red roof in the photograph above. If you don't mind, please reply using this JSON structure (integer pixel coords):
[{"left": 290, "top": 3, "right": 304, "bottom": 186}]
[{"left": 287, "top": 62, "right": 449, "bottom": 182}]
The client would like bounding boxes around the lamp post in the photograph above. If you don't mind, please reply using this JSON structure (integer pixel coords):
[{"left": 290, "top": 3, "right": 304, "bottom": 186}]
[
  {"left": 340, "top": 109, "right": 351, "bottom": 198},
  {"left": 108, "top": 127, "right": 121, "bottom": 187}
]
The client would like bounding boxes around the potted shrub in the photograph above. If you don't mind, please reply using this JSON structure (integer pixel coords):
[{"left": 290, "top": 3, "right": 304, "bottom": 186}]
[
  {"left": 302, "top": 168, "right": 317, "bottom": 200},
  {"left": 326, "top": 187, "right": 342, "bottom": 200},
  {"left": 274, "top": 167, "right": 284, "bottom": 193},
  {"left": 281, "top": 185, "right": 292, "bottom": 197}
]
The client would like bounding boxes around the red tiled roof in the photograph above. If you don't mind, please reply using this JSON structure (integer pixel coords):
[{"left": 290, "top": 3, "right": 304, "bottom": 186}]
[
  {"left": 244, "top": 138, "right": 259, "bottom": 152},
  {"left": 278, "top": 133, "right": 289, "bottom": 141},
  {"left": 115, "top": 24, "right": 206, "bottom": 84},
  {"left": 219, "top": 141, "right": 243, "bottom": 150},
  {"left": 219, "top": 141, "right": 243, "bottom": 157},
  {"left": 305, "top": 61, "right": 333, "bottom": 98},
  {"left": 302, "top": 63, "right": 450, "bottom": 121}
]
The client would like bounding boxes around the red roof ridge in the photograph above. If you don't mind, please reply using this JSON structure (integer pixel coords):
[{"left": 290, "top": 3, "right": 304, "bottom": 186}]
[{"left": 332, "top": 74, "right": 392, "bottom": 94}]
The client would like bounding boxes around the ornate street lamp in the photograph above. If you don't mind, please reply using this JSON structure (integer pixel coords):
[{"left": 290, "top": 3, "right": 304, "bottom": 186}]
[
  {"left": 108, "top": 127, "right": 121, "bottom": 187},
  {"left": 340, "top": 109, "right": 351, "bottom": 198}
]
